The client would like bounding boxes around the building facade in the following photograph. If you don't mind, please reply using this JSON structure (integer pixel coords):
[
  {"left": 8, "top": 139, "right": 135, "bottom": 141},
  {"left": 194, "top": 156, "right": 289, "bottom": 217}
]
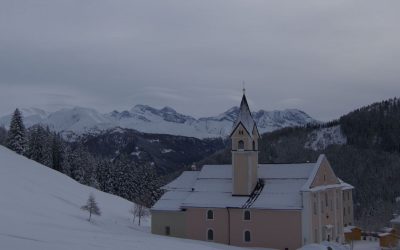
[{"left": 151, "top": 93, "right": 354, "bottom": 250}]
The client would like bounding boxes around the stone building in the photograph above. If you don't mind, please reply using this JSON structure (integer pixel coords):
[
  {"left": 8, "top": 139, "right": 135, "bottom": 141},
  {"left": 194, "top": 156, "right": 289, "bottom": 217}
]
[{"left": 151, "top": 92, "right": 354, "bottom": 250}]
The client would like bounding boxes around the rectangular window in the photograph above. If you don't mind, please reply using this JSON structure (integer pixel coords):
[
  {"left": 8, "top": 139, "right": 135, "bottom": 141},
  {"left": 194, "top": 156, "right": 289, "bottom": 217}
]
[
  {"left": 244, "top": 210, "right": 251, "bottom": 220},
  {"left": 207, "top": 210, "right": 214, "bottom": 220},
  {"left": 343, "top": 207, "right": 346, "bottom": 216},
  {"left": 348, "top": 206, "right": 351, "bottom": 215}
]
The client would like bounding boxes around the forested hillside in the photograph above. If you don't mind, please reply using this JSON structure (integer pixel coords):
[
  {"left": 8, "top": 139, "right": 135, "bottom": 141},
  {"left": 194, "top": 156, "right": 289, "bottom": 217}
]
[
  {"left": 0, "top": 109, "right": 226, "bottom": 208},
  {"left": 200, "top": 98, "right": 400, "bottom": 230}
]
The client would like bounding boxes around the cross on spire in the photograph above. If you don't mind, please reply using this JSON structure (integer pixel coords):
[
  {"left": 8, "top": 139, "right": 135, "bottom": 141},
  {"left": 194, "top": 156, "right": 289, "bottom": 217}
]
[{"left": 242, "top": 81, "right": 246, "bottom": 95}]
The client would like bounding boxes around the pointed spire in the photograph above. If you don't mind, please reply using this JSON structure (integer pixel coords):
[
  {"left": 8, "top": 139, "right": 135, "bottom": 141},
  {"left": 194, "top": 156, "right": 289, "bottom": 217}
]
[{"left": 230, "top": 87, "right": 259, "bottom": 138}]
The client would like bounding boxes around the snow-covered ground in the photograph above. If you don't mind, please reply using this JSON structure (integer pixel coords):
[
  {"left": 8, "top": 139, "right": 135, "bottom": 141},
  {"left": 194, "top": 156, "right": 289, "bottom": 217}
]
[
  {"left": 0, "top": 146, "right": 254, "bottom": 250},
  {"left": 300, "top": 240, "right": 380, "bottom": 250},
  {"left": 305, "top": 125, "right": 347, "bottom": 151},
  {"left": 353, "top": 240, "right": 380, "bottom": 250}
]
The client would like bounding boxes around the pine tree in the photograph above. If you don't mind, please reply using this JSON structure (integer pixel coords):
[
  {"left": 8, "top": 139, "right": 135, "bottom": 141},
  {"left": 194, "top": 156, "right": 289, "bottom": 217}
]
[
  {"left": 96, "top": 160, "right": 113, "bottom": 193},
  {"left": 6, "top": 109, "right": 26, "bottom": 154},
  {"left": 51, "top": 133, "right": 63, "bottom": 172},
  {"left": 0, "top": 126, "right": 7, "bottom": 145},
  {"left": 26, "top": 125, "right": 53, "bottom": 166},
  {"left": 26, "top": 125, "right": 45, "bottom": 162},
  {"left": 81, "top": 193, "right": 101, "bottom": 221}
]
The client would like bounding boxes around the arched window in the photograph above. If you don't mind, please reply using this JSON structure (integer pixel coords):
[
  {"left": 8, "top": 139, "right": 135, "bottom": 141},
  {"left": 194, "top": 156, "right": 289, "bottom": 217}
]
[
  {"left": 244, "top": 230, "right": 251, "bottom": 242},
  {"left": 252, "top": 140, "right": 256, "bottom": 151},
  {"left": 207, "top": 210, "right": 214, "bottom": 220},
  {"left": 238, "top": 140, "right": 244, "bottom": 150},
  {"left": 207, "top": 229, "right": 214, "bottom": 241},
  {"left": 244, "top": 210, "right": 251, "bottom": 220}
]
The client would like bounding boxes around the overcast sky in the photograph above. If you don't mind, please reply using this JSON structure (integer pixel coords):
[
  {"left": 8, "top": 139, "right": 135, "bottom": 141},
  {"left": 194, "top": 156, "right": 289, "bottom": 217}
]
[{"left": 1, "top": 0, "right": 399, "bottom": 120}]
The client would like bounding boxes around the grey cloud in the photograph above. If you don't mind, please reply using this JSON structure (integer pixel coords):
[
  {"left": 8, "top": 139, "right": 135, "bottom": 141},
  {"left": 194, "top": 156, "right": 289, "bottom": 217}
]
[{"left": 1, "top": 0, "right": 400, "bottom": 120}]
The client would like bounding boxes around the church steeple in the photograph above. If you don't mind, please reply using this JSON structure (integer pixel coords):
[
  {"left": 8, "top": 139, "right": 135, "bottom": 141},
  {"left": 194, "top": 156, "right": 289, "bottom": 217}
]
[
  {"left": 230, "top": 91, "right": 259, "bottom": 196},
  {"left": 230, "top": 92, "right": 259, "bottom": 139}
]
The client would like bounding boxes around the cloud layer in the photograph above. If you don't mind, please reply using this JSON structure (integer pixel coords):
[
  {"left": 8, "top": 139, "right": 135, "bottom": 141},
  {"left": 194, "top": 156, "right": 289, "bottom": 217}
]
[{"left": 1, "top": 0, "right": 399, "bottom": 120}]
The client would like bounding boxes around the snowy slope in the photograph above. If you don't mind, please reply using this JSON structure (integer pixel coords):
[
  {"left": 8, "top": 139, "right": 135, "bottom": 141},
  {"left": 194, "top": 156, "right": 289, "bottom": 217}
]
[
  {"left": 0, "top": 105, "right": 317, "bottom": 138},
  {"left": 0, "top": 146, "right": 253, "bottom": 250},
  {"left": 304, "top": 125, "right": 347, "bottom": 151}
]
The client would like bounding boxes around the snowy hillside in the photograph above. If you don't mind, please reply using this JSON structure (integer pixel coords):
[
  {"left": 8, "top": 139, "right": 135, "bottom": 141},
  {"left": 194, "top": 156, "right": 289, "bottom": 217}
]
[
  {"left": 0, "top": 146, "right": 251, "bottom": 250},
  {"left": 0, "top": 105, "right": 317, "bottom": 138},
  {"left": 304, "top": 125, "right": 347, "bottom": 151}
]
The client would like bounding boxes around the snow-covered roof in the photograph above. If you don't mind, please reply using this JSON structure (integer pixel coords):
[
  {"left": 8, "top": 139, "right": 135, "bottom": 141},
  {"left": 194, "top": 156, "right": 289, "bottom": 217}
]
[
  {"left": 162, "top": 171, "right": 199, "bottom": 191},
  {"left": 251, "top": 179, "right": 308, "bottom": 209},
  {"left": 258, "top": 163, "right": 315, "bottom": 179},
  {"left": 197, "top": 165, "right": 231, "bottom": 179},
  {"left": 339, "top": 179, "right": 354, "bottom": 190},
  {"left": 230, "top": 94, "right": 258, "bottom": 138},
  {"left": 151, "top": 191, "right": 192, "bottom": 211},
  {"left": 391, "top": 216, "right": 400, "bottom": 224},
  {"left": 152, "top": 156, "right": 353, "bottom": 211}
]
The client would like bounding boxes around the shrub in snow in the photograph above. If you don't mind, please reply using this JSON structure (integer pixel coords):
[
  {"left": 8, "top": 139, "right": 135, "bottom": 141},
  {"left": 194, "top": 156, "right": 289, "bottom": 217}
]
[
  {"left": 81, "top": 193, "right": 101, "bottom": 221},
  {"left": 130, "top": 203, "right": 148, "bottom": 226}
]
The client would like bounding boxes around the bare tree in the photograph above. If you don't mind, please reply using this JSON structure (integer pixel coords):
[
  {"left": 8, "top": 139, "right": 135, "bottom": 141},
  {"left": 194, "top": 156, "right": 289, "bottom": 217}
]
[
  {"left": 130, "top": 203, "right": 147, "bottom": 226},
  {"left": 81, "top": 193, "right": 101, "bottom": 221}
]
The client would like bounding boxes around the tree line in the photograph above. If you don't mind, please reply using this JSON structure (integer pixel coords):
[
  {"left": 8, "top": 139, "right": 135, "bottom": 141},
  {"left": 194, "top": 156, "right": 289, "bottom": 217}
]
[{"left": 1, "top": 108, "right": 162, "bottom": 208}]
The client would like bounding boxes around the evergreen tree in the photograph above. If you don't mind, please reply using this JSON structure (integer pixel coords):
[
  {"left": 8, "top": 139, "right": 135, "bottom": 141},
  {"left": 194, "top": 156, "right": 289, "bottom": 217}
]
[
  {"left": 51, "top": 133, "right": 64, "bottom": 172},
  {"left": 0, "top": 126, "right": 7, "bottom": 145},
  {"left": 26, "top": 125, "right": 53, "bottom": 166},
  {"left": 134, "top": 163, "right": 163, "bottom": 207},
  {"left": 96, "top": 160, "right": 113, "bottom": 193},
  {"left": 6, "top": 109, "right": 26, "bottom": 154},
  {"left": 111, "top": 155, "right": 136, "bottom": 200},
  {"left": 26, "top": 125, "right": 45, "bottom": 162}
]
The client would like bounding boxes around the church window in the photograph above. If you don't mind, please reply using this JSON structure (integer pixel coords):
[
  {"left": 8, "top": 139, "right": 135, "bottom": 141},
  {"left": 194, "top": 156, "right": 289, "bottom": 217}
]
[
  {"left": 244, "top": 210, "right": 251, "bottom": 220},
  {"left": 244, "top": 230, "right": 251, "bottom": 242},
  {"left": 207, "top": 210, "right": 214, "bottom": 220},
  {"left": 165, "top": 226, "right": 170, "bottom": 235},
  {"left": 207, "top": 229, "right": 214, "bottom": 241},
  {"left": 238, "top": 140, "right": 244, "bottom": 150},
  {"left": 252, "top": 140, "right": 256, "bottom": 150}
]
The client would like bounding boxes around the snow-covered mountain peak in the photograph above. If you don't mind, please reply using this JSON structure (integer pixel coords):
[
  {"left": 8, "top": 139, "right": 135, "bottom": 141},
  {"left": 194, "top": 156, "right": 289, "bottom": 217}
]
[
  {"left": 206, "top": 106, "right": 240, "bottom": 122},
  {"left": 0, "top": 105, "right": 318, "bottom": 138},
  {"left": 130, "top": 104, "right": 154, "bottom": 113},
  {"left": 160, "top": 106, "right": 177, "bottom": 113}
]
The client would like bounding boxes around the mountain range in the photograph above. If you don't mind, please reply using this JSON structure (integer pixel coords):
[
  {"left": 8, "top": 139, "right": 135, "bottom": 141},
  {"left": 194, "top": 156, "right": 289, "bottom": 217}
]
[{"left": 0, "top": 105, "right": 317, "bottom": 138}]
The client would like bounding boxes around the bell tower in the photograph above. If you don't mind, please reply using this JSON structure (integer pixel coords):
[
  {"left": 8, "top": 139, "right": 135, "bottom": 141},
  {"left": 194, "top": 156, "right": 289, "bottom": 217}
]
[{"left": 230, "top": 90, "right": 260, "bottom": 196}]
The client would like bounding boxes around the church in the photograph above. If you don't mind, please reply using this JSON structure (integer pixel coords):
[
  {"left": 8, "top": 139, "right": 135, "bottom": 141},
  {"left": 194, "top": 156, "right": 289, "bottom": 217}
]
[{"left": 151, "top": 92, "right": 354, "bottom": 250}]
